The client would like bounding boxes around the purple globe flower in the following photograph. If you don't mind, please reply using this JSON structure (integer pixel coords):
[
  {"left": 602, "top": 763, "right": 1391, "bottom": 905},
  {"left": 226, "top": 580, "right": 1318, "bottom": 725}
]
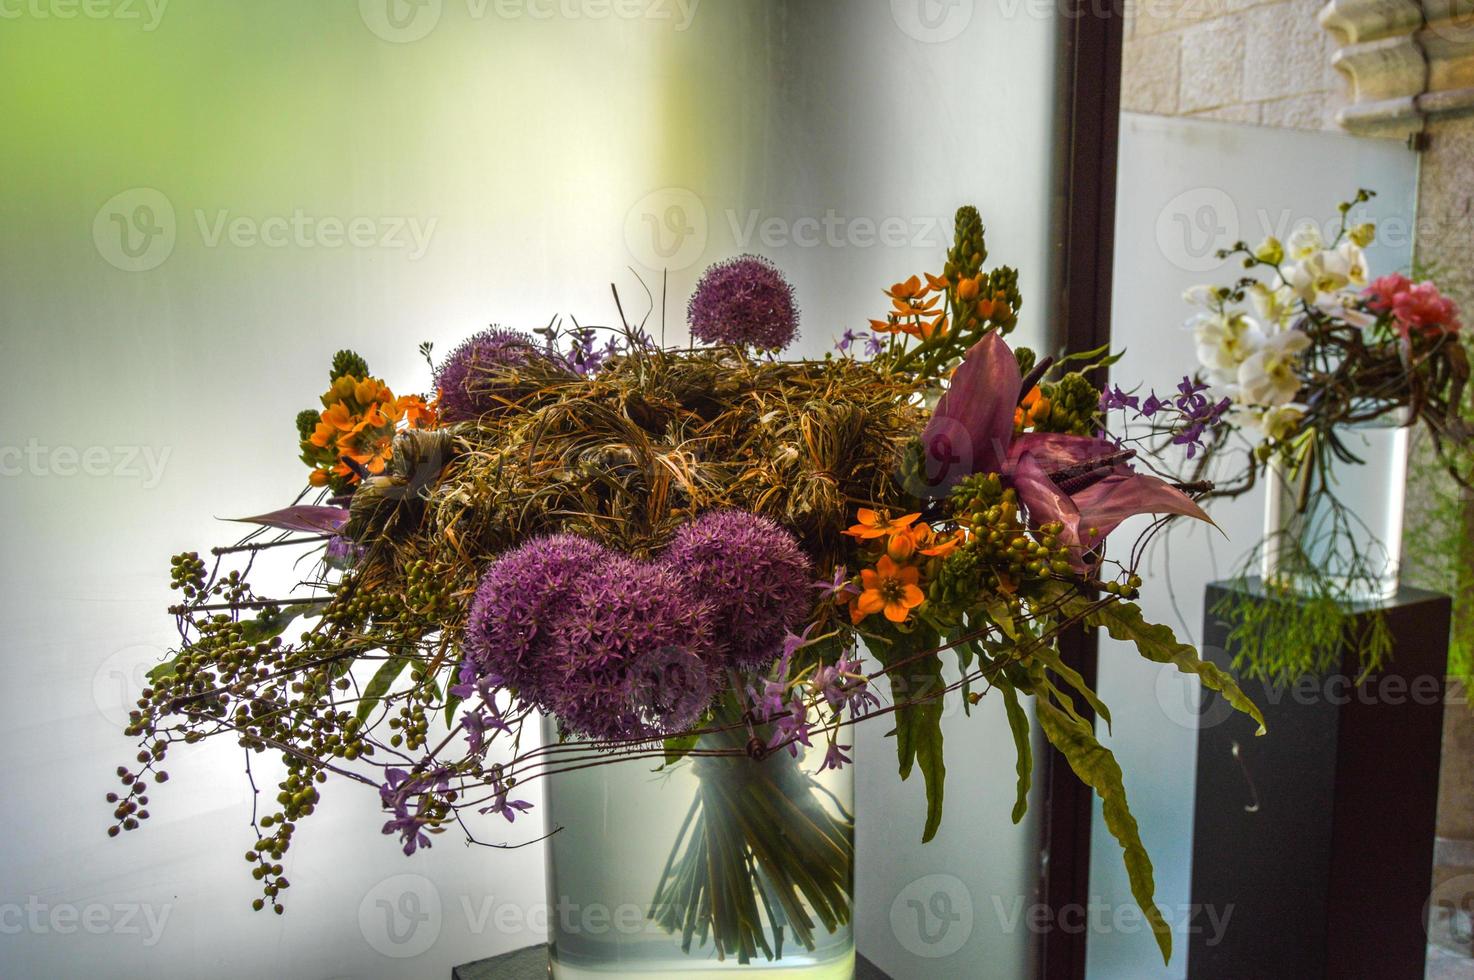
[
  {"left": 687, "top": 255, "right": 799, "bottom": 351},
  {"left": 543, "top": 556, "right": 719, "bottom": 741},
  {"left": 462, "top": 534, "right": 614, "bottom": 703},
  {"left": 660, "top": 510, "right": 814, "bottom": 670},
  {"left": 434, "top": 326, "right": 544, "bottom": 423}
]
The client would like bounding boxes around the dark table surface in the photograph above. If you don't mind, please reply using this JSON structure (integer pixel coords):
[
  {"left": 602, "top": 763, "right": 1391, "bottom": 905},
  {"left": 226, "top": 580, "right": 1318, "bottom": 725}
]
[{"left": 454, "top": 946, "right": 892, "bottom": 979}]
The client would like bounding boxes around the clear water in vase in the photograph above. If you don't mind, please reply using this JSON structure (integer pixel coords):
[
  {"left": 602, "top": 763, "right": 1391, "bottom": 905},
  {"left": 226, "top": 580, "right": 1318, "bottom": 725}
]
[
  {"left": 1261, "top": 416, "right": 1410, "bottom": 602},
  {"left": 541, "top": 715, "right": 855, "bottom": 979}
]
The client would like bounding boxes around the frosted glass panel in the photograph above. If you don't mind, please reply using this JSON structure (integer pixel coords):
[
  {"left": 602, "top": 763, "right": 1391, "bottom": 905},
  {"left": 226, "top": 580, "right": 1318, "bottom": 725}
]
[
  {"left": 1086, "top": 113, "right": 1417, "bottom": 980},
  {"left": 1, "top": 5, "right": 1060, "bottom": 980}
]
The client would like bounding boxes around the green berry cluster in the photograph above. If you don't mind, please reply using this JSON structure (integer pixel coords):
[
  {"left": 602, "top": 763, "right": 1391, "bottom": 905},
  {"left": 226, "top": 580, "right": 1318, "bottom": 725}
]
[
  {"left": 1034, "top": 372, "right": 1100, "bottom": 436},
  {"left": 169, "top": 551, "right": 207, "bottom": 598},
  {"left": 927, "top": 474, "right": 1078, "bottom": 619},
  {"left": 403, "top": 558, "right": 457, "bottom": 621}
]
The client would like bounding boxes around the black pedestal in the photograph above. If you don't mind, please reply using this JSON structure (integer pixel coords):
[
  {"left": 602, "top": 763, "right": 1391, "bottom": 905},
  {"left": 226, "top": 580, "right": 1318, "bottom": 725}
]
[
  {"left": 453, "top": 946, "right": 891, "bottom": 979},
  {"left": 1188, "top": 582, "right": 1451, "bottom": 980}
]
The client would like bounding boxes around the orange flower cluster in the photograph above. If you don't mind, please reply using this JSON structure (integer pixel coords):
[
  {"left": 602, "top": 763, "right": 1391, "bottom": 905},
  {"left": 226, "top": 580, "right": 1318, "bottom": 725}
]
[
  {"left": 840, "top": 509, "right": 962, "bottom": 625},
  {"left": 869, "top": 271, "right": 1017, "bottom": 343},
  {"left": 301, "top": 375, "right": 436, "bottom": 490},
  {"left": 871, "top": 275, "right": 948, "bottom": 340},
  {"left": 1015, "top": 385, "right": 1050, "bottom": 430}
]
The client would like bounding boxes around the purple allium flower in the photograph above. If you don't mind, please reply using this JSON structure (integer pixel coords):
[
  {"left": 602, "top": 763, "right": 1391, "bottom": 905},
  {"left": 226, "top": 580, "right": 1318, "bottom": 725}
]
[
  {"left": 687, "top": 255, "right": 799, "bottom": 351},
  {"left": 434, "top": 326, "right": 545, "bottom": 423},
  {"left": 542, "top": 556, "right": 719, "bottom": 741},
  {"left": 661, "top": 510, "right": 815, "bottom": 671},
  {"left": 463, "top": 534, "right": 615, "bottom": 704}
]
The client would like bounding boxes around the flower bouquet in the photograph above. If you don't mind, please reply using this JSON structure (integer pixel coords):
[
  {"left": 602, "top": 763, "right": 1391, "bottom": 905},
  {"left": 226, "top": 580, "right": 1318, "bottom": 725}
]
[
  {"left": 1140, "top": 190, "right": 1470, "bottom": 681},
  {"left": 110, "top": 207, "right": 1263, "bottom": 971}
]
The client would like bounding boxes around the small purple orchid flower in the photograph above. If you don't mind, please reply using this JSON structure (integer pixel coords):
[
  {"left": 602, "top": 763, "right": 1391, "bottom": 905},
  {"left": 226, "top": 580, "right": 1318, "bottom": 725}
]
[{"left": 820, "top": 741, "right": 853, "bottom": 772}]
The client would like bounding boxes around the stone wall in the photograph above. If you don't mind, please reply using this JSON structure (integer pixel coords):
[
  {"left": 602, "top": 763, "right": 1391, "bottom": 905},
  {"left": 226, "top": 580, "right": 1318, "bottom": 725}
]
[{"left": 1122, "top": 0, "right": 1349, "bottom": 129}]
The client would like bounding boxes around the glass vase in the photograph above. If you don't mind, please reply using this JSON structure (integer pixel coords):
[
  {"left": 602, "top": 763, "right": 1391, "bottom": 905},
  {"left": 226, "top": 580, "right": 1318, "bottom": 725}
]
[
  {"left": 541, "top": 715, "right": 855, "bottom": 979},
  {"left": 1261, "top": 414, "right": 1410, "bottom": 602}
]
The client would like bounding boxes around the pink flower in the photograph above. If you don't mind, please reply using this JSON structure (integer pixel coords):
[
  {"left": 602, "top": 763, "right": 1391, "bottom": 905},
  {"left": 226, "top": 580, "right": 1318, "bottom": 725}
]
[
  {"left": 1362, "top": 273, "right": 1413, "bottom": 315},
  {"left": 1391, "top": 281, "right": 1461, "bottom": 338},
  {"left": 1362, "top": 275, "right": 1461, "bottom": 338}
]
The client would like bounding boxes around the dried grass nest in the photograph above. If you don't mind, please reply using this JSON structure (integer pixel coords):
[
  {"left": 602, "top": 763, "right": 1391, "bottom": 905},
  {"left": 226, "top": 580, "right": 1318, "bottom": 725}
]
[{"left": 345, "top": 346, "right": 929, "bottom": 616}]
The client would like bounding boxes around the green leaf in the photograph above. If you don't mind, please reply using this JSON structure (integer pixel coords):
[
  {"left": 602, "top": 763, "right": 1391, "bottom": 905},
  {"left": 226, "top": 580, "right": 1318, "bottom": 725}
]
[
  {"left": 1029, "top": 645, "right": 1112, "bottom": 733},
  {"left": 877, "top": 628, "right": 947, "bottom": 843},
  {"left": 663, "top": 731, "right": 701, "bottom": 767},
  {"left": 1000, "top": 683, "right": 1032, "bottom": 825},
  {"left": 146, "top": 652, "right": 183, "bottom": 684},
  {"left": 444, "top": 688, "right": 463, "bottom": 730},
  {"left": 1037, "top": 697, "right": 1172, "bottom": 965},
  {"left": 1090, "top": 601, "right": 1267, "bottom": 736},
  {"left": 356, "top": 655, "right": 410, "bottom": 724},
  {"left": 982, "top": 598, "right": 1019, "bottom": 640},
  {"left": 239, "top": 602, "right": 321, "bottom": 645}
]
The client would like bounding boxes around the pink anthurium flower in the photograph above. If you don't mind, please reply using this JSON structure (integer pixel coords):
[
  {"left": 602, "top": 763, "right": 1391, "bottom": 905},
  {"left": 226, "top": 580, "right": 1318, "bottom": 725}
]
[{"left": 921, "top": 332, "right": 1212, "bottom": 569}]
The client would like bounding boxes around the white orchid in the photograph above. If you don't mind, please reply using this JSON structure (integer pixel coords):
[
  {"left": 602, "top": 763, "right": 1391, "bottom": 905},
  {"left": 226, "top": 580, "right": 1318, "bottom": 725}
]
[
  {"left": 1183, "top": 284, "right": 1224, "bottom": 310},
  {"left": 1286, "top": 222, "right": 1325, "bottom": 261},
  {"left": 1282, "top": 247, "right": 1363, "bottom": 304},
  {"left": 1236, "top": 329, "right": 1311, "bottom": 406},
  {"left": 1192, "top": 310, "right": 1265, "bottom": 384},
  {"left": 1336, "top": 241, "right": 1369, "bottom": 287},
  {"left": 1249, "top": 281, "right": 1297, "bottom": 329},
  {"left": 1233, "top": 402, "right": 1307, "bottom": 443}
]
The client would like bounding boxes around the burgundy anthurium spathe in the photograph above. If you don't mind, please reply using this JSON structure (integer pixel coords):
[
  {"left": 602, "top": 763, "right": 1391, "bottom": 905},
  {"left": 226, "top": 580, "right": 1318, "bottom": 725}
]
[{"left": 921, "top": 332, "right": 1212, "bottom": 569}]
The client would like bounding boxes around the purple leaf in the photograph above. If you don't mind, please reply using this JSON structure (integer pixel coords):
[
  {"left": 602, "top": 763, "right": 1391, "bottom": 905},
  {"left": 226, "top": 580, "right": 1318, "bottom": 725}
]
[
  {"left": 1010, "top": 452, "right": 1082, "bottom": 554},
  {"left": 229, "top": 505, "right": 349, "bottom": 534},
  {"left": 1071, "top": 467, "right": 1214, "bottom": 547},
  {"left": 921, "top": 332, "right": 1021, "bottom": 493},
  {"left": 1006, "top": 432, "right": 1120, "bottom": 473}
]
